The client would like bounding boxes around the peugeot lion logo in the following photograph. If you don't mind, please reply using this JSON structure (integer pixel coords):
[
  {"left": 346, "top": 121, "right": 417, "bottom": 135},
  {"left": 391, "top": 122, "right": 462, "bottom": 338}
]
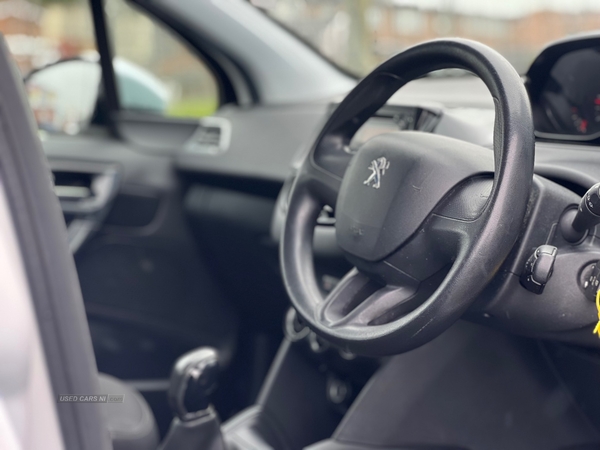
[{"left": 363, "top": 157, "right": 390, "bottom": 189}]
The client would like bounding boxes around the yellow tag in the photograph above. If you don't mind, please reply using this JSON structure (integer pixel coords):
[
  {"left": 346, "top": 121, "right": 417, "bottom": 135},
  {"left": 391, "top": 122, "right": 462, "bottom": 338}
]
[{"left": 594, "top": 289, "right": 600, "bottom": 337}]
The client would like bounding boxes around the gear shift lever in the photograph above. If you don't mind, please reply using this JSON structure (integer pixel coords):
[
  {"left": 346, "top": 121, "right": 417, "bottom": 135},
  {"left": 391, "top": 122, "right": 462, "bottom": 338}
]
[
  {"left": 168, "top": 347, "right": 219, "bottom": 420},
  {"left": 159, "top": 347, "right": 226, "bottom": 450}
]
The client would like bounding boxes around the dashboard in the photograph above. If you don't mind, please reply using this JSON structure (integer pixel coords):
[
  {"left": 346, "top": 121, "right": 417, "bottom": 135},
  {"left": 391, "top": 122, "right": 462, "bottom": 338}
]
[
  {"left": 154, "top": 0, "right": 600, "bottom": 319},
  {"left": 348, "top": 105, "right": 439, "bottom": 151}
]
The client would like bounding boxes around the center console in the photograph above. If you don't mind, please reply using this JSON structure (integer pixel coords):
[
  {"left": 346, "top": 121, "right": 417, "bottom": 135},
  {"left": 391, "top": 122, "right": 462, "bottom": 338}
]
[
  {"left": 219, "top": 318, "right": 599, "bottom": 450},
  {"left": 222, "top": 310, "right": 379, "bottom": 450}
]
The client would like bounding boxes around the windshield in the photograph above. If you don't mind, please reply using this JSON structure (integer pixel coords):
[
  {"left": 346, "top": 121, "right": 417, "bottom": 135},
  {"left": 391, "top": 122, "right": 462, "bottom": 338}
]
[{"left": 251, "top": 0, "right": 600, "bottom": 76}]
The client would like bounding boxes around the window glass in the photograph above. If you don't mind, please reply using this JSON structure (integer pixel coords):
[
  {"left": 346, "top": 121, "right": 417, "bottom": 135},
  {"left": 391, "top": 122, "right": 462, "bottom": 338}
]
[
  {"left": 256, "top": 0, "right": 600, "bottom": 76},
  {"left": 105, "top": 0, "right": 219, "bottom": 118},
  {"left": 394, "top": 10, "right": 425, "bottom": 35},
  {"left": 0, "top": 0, "right": 96, "bottom": 77},
  {"left": 0, "top": 0, "right": 98, "bottom": 134}
]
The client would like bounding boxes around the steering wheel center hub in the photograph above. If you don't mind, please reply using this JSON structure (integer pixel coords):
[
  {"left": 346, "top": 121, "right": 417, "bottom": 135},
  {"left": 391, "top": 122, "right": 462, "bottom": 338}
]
[{"left": 336, "top": 132, "right": 494, "bottom": 262}]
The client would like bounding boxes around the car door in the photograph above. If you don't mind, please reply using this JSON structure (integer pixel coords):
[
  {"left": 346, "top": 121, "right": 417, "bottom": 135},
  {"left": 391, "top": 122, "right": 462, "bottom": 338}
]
[{"left": 0, "top": 32, "right": 109, "bottom": 449}]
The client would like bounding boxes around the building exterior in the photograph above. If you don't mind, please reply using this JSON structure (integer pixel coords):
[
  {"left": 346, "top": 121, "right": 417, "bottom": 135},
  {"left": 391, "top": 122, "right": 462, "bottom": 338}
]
[{"left": 264, "top": 0, "right": 600, "bottom": 75}]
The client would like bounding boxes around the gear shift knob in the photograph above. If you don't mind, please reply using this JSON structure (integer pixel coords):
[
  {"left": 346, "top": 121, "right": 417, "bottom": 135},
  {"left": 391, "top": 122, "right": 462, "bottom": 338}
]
[
  {"left": 168, "top": 347, "right": 219, "bottom": 421},
  {"left": 160, "top": 347, "right": 225, "bottom": 450}
]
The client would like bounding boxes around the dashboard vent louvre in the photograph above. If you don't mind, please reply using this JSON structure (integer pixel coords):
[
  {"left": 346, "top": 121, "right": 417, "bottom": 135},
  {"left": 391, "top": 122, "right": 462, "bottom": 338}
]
[
  {"left": 196, "top": 127, "right": 221, "bottom": 146},
  {"left": 184, "top": 117, "right": 232, "bottom": 155}
]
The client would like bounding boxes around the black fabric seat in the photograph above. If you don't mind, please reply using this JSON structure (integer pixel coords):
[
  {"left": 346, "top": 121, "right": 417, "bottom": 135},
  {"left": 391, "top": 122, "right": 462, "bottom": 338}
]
[
  {"left": 307, "top": 441, "right": 469, "bottom": 450},
  {"left": 98, "top": 374, "right": 159, "bottom": 450}
]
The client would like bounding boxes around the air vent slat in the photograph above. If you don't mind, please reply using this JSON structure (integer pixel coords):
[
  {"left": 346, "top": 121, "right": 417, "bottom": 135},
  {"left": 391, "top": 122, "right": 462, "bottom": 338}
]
[{"left": 185, "top": 117, "right": 231, "bottom": 155}]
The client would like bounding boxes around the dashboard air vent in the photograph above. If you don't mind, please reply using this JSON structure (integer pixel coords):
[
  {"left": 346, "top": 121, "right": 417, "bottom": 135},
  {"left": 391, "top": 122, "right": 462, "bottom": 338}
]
[{"left": 185, "top": 117, "right": 232, "bottom": 155}]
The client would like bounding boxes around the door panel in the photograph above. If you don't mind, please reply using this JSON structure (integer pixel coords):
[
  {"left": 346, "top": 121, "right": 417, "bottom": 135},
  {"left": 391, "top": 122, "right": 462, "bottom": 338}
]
[{"left": 44, "top": 130, "right": 239, "bottom": 436}]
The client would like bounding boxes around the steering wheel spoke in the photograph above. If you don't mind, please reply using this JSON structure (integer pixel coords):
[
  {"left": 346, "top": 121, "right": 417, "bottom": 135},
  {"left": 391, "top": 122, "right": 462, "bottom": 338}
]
[
  {"left": 298, "top": 161, "right": 343, "bottom": 210},
  {"left": 317, "top": 268, "right": 377, "bottom": 324},
  {"left": 317, "top": 268, "right": 416, "bottom": 326},
  {"left": 335, "top": 216, "right": 484, "bottom": 328},
  {"left": 336, "top": 284, "right": 420, "bottom": 328}
]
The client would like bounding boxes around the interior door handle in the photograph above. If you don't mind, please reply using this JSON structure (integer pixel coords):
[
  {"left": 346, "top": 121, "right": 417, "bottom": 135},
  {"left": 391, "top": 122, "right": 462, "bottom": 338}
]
[
  {"left": 56, "top": 166, "right": 120, "bottom": 215},
  {"left": 50, "top": 160, "right": 121, "bottom": 253}
]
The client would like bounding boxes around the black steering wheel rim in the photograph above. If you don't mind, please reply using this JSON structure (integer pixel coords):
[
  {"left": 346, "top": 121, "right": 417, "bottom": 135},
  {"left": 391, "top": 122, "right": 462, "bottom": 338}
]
[{"left": 281, "top": 38, "right": 535, "bottom": 356}]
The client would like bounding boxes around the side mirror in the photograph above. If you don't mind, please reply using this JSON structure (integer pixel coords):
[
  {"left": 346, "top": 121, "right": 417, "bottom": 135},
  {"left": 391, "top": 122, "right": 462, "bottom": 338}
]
[
  {"left": 113, "top": 58, "right": 169, "bottom": 115},
  {"left": 25, "top": 59, "right": 101, "bottom": 135},
  {"left": 526, "top": 32, "right": 600, "bottom": 141},
  {"left": 25, "top": 57, "right": 170, "bottom": 135}
]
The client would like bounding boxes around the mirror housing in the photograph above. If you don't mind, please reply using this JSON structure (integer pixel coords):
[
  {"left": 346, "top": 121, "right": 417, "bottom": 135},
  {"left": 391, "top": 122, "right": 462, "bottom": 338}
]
[
  {"left": 526, "top": 32, "right": 600, "bottom": 142},
  {"left": 25, "top": 56, "right": 170, "bottom": 135},
  {"left": 25, "top": 58, "right": 101, "bottom": 135}
]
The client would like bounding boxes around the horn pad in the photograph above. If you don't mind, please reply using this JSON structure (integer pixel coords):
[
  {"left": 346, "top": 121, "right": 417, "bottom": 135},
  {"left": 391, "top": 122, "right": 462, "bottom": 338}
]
[{"left": 335, "top": 131, "right": 494, "bottom": 261}]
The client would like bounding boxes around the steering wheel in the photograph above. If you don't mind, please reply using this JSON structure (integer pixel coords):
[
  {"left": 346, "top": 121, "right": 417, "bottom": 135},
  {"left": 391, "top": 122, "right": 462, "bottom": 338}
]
[{"left": 281, "top": 39, "right": 535, "bottom": 356}]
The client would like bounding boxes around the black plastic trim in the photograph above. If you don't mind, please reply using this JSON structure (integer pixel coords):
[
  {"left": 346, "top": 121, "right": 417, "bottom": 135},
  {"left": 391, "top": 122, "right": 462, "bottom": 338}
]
[{"left": 90, "top": 0, "right": 120, "bottom": 135}]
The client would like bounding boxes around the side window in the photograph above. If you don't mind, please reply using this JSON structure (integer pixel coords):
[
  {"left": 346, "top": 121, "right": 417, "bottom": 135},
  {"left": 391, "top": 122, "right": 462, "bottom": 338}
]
[
  {"left": 0, "top": 0, "right": 98, "bottom": 134},
  {"left": 104, "top": 0, "right": 219, "bottom": 118},
  {"left": 0, "top": 0, "right": 96, "bottom": 77}
]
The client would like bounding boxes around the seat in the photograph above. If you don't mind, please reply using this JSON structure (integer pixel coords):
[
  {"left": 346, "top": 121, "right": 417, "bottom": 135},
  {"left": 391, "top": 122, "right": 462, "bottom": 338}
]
[
  {"left": 98, "top": 374, "right": 159, "bottom": 450},
  {"left": 307, "top": 442, "right": 468, "bottom": 450}
]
